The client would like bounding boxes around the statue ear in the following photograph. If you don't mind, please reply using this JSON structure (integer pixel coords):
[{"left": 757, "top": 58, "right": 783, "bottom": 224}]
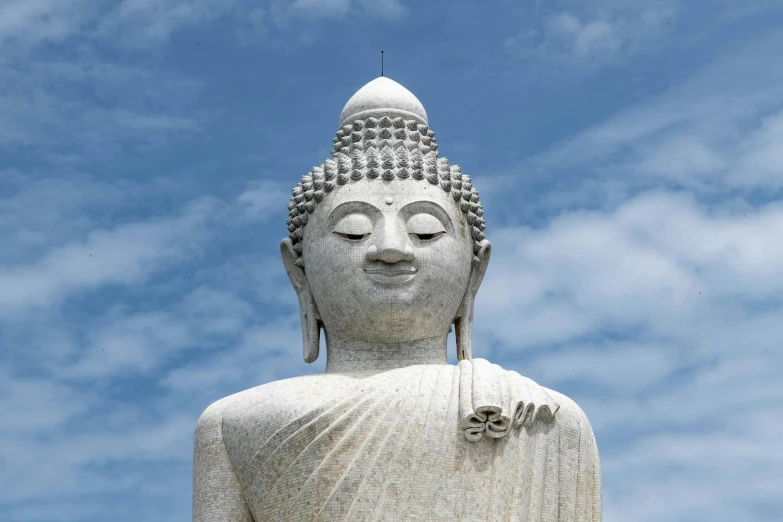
[
  {"left": 455, "top": 240, "right": 491, "bottom": 361},
  {"left": 280, "top": 238, "right": 321, "bottom": 363}
]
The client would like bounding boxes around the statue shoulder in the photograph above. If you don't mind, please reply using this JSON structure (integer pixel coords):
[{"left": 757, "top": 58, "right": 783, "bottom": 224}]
[
  {"left": 457, "top": 359, "right": 596, "bottom": 441},
  {"left": 193, "top": 398, "right": 255, "bottom": 522},
  {"left": 539, "top": 386, "right": 597, "bottom": 443},
  {"left": 194, "top": 395, "right": 231, "bottom": 447},
  {"left": 202, "top": 374, "right": 360, "bottom": 455},
  {"left": 497, "top": 365, "right": 593, "bottom": 431}
]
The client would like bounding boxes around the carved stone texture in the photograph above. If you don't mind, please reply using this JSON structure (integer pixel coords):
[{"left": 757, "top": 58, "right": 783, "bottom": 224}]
[{"left": 193, "top": 76, "right": 602, "bottom": 522}]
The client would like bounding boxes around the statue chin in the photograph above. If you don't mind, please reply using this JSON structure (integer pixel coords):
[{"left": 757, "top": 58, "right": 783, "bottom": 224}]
[{"left": 192, "top": 76, "right": 602, "bottom": 522}]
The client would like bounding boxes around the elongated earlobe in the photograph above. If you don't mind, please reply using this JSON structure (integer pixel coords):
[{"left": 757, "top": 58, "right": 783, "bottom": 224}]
[
  {"left": 280, "top": 238, "right": 321, "bottom": 363},
  {"left": 455, "top": 309, "right": 472, "bottom": 361},
  {"left": 298, "top": 292, "right": 321, "bottom": 363},
  {"left": 455, "top": 240, "right": 491, "bottom": 361}
]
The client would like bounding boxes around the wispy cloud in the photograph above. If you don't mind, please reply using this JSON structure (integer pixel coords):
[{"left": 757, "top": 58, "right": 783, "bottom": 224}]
[
  {"left": 60, "top": 285, "right": 258, "bottom": 380},
  {"left": 0, "top": 0, "right": 238, "bottom": 49},
  {"left": 233, "top": 0, "right": 407, "bottom": 42},
  {"left": 0, "top": 197, "right": 220, "bottom": 312},
  {"left": 236, "top": 180, "right": 290, "bottom": 223},
  {"left": 505, "top": 1, "right": 680, "bottom": 80},
  {"left": 0, "top": 0, "right": 98, "bottom": 45},
  {"left": 0, "top": 57, "right": 204, "bottom": 156},
  {"left": 160, "top": 317, "right": 310, "bottom": 393},
  {"left": 483, "top": 32, "right": 783, "bottom": 226},
  {"left": 96, "top": 0, "right": 240, "bottom": 47},
  {"left": 284, "top": 0, "right": 406, "bottom": 20},
  {"left": 290, "top": 0, "right": 352, "bottom": 19}
]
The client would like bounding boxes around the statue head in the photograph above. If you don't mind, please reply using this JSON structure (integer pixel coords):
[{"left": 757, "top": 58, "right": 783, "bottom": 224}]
[{"left": 280, "top": 77, "right": 490, "bottom": 364}]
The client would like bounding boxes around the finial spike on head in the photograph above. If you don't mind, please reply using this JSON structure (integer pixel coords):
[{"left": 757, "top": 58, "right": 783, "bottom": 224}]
[{"left": 381, "top": 50, "right": 384, "bottom": 77}]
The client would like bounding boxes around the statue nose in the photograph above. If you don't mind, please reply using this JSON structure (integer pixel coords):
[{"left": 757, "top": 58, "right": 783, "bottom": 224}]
[{"left": 366, "top": 223, "right": 415, "bottom": 263}]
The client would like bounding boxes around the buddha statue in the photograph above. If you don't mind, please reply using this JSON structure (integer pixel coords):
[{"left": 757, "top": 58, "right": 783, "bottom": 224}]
[{"left": 193, "top": 77, "right": 602, "bottom": 522}]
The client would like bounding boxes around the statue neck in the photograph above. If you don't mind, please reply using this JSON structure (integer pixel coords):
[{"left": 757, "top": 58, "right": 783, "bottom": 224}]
[{"left": 324, "top": 333, "right": 449, "bottom": 374}]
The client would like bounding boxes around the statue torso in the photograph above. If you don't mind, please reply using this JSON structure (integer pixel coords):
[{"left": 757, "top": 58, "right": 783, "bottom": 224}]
[{"left": 214, "top": 364, "right": 601, "bottom": 522}]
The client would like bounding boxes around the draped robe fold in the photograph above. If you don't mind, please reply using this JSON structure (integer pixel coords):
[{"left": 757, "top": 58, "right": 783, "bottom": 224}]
[{"left": 195, "top": 364, "right": 601, "bottom": 522}]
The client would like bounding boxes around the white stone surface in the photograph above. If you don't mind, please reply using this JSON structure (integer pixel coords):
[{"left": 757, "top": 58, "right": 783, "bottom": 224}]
[
  {"left": 193, "top": 77, "right": 602, "bottom": 521},
  {"left": 339, "top": 77, "right": 428, "bottom": 128}
]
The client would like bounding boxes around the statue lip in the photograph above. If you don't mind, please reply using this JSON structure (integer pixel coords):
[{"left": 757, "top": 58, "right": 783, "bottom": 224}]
[{"left": 364, "top": 265, "right": 418, "bottom": 284}]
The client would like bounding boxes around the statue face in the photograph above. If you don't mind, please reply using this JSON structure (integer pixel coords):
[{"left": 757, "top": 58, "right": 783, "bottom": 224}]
[{"left": 302, "top": 178, "right": 474, "bottom": 344}]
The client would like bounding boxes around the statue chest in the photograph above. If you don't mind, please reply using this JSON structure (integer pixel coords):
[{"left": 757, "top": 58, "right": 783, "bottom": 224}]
[{"left": 219, "top": 366, "right": 598, "bottom": 522}]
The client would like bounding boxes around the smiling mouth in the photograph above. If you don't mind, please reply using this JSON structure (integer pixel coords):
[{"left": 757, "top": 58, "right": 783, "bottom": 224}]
[{"left": 364, "top": 266, "right": 418, "bottom": 284}]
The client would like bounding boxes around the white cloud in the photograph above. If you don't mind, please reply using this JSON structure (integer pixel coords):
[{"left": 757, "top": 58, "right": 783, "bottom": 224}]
[
  {"left": 290, "top": 0, "right": 352, "bottom": 18},
  {"left": 356, "top": 0, "right": 407, "bottom": 19},
  {"left": 733, "top": 108, "right": 783, "bottom": 186},
  {"left": 504, "top": 1, "right": 679, "bottom": 77},
  {"left": 0, "top": 378, "right": 96, "bottom": 433},
  {"left": 215, "top": 253, "right": 297, "bottom": 306},
  {"left": 0, "top": 55, "right": 205, "bottom": 152},
  {"left": 0, "top": 0, "right": 241, "bottom": 49},
  {"left": 286, "top": 0, "right": 407, "bottom": 19},
  {"left": 0, "top": 197, "right": 221, "bottom": 312},
  {"left": 0, "top": 0, "right": 97, "bottom": 45},
  {"left": 477, "top": 190, "right": 783, "bottom": 352},
  {"left": 61, "top": 286, "right": 257, "bottom": 379},
  {"left": 247, "top": 0, "right": 406, "bottom": 36},
  {"left": 0, "top": 404, "right": 196, "bottom": 504},
  {"left": 66, "top": 309, "right": 194, "bottom": 378},
  {"left": 526, "top": 341, "right": 678, "bottom": 393},
  {"left": 487, "top": 31, "right": 783, "bottom": 224},
  {"left": 236, "top": 180, "right": 290, "bottom": 223},
  {"left": 602, "top": 415, "right": 783, "bottom": 521},
  {"left": 96, "top": 109, "right": 200, "bottom": 133},
  {"left": 0, "top": 176, "right": 125, "bottom": 263},
  {"left": 97, "top": 0, "right": 238, "bottom": 47},
  {"left": 160, "top": 316, "right": 311, "bottom": 393},
  {"left": 547, "top": 14, "right": 620, "bottom": 59},
  {"left": 0, "top": 0, "right": 408, "bottom": 57}
]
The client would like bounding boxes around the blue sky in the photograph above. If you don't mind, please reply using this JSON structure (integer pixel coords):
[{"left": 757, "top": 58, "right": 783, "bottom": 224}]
[{"left": 1, "top": 0, "right": 782, "bottom": 520}]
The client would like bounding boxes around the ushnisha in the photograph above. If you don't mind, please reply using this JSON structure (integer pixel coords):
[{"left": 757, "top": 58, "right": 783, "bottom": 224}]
[{"left": 193, "top": 77, "right": 602, "bottom": 522}]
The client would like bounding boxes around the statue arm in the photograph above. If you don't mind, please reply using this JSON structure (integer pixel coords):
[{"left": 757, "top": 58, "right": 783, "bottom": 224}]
[
  {"left": 573, "top": 400, "right": 603, "bottom": 521},
  {"left": 546, "top": 390, "right": 603, "bottom": 521},
  {"left": 193, "top": 399, "right": 254, "bottom": 522},
  {"left": 586, "top": 416, "right": 602, "bottom": 519}
]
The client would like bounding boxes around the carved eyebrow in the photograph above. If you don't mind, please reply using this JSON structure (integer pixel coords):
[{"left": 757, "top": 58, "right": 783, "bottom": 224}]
[
  {"left": 327, "top": 200, "right": 381, "bottom": 227},
  {"left": 398, "top": 200, "right": 454, "bottom": 235}
]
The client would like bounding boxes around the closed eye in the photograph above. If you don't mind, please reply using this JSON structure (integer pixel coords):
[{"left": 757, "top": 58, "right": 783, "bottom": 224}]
[
  {"left": 408, "top": 231, "right": 446, "bottom": 241},
  {"left": 406, "top": 212, "right": 447, "bottom": 242},
  {"left": 334, "top": 232, "right": 371, "bottom": 241},
  {"left": 332, "top": 213, "right": 373, "bottom": 241}
]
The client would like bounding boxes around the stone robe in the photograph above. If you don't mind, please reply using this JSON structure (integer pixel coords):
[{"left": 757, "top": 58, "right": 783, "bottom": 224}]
[{"left": 193, "top": 362, "right": 601, "bottom": 522}]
